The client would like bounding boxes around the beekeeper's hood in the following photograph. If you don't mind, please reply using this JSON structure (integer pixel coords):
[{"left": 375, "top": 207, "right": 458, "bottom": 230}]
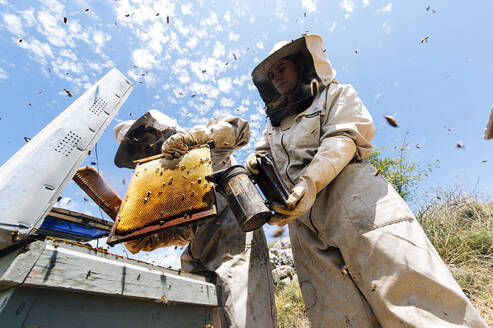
[
  {"left": 252, "top": 34, "right": 336, "bottom": 110},
  {"left": 113, "top": 110, "right": 183, "bottom": 168}
]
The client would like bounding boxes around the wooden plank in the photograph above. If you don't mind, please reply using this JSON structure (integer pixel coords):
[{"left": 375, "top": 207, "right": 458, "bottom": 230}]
[
  {"left": 19, "top": 240, "right": 217, "bottom": 306},
  {"left": 0, "top": 240, "right": 46, "bottom": 291},
  {"left": 0, "top": 286, "right": 213, "bottom": 327}
]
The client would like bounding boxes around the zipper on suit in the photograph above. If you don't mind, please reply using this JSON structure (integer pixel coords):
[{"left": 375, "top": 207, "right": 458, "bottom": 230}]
[
  {"left": 308, "top": 204, "right": 319, "bottom": 236},
  {"left": 280, "top": 132, "right": 295, "bottom": 186},
  {"left": 281, "top": 127, "right": 319, "bottom": 235}
]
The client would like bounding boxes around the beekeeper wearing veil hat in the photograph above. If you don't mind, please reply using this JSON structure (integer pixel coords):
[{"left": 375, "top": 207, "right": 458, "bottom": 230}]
[
  {"left": 114, "top": 110, "right": 277, "bottom": 328},
  {"left": 113, "top": 110, "right": 182, "bottom": 169},
  {"left": 246, "top": 34, "right": 488, "bottom": 327}
]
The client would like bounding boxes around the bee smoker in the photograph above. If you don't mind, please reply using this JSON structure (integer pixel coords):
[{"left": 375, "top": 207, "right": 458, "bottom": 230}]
[{"left": 206, "top": 154, "right": 290, "bottom": 232}]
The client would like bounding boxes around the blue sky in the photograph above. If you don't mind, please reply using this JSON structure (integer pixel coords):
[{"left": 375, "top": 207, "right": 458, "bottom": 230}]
[{"left": 1, "top": 0, "right": 492, "bottom": 267}]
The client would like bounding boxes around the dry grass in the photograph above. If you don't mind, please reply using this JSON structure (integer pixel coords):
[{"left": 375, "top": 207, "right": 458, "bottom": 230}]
[
  {"left": 274, "top": 280, "right": 311, "bottom": 328},
  {"left": 449, "top": 265, "right": 493, "bottom": 325},
  {"left": 416, "top": 190, "right": 493, "bottom": 325},
  {"left": 275, "top": 190, "right": 493, "bottom": 327}
]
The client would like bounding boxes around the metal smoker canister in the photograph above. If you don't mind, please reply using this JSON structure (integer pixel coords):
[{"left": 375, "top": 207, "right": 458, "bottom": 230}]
[{"left": 206, "top": 165, "right": 271, "bottom": 232}]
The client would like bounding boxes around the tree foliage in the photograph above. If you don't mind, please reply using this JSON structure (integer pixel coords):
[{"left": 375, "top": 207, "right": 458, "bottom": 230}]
[{"left": 368, "top": 137, "right": 439, "bottom": 201}]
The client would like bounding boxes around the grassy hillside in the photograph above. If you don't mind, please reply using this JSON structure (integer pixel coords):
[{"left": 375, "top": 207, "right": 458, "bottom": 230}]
[
  {"left": 417, "top": 191, "right": 493, "bottom": 324},
  {"left": 275, "top": 192, "right": 493, "bottom": 327}
]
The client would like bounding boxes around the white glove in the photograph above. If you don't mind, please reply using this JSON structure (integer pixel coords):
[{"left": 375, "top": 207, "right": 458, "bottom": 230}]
[
  {"left": 245, "top": 153, "right": 259, "bottom": 175},
  {"left": 161, "top": 130, "right": 211, "bottom": 159},
  {"left": 268, "top": 180, "right": 315, "bottom": 226},
  {"left": 124, "top": 225, "right": 194, "bottom": 254},
  {"left": 268, "top": 136, "right": 357, "bottom": 226}
]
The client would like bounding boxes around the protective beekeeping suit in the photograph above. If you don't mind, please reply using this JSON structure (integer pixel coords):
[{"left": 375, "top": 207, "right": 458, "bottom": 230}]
[
  {"left": 114, "top": 111, "right": 277, "bottom": 328},
  {"left": 246, "top": 35, "right": 488, "bottom": 327}
]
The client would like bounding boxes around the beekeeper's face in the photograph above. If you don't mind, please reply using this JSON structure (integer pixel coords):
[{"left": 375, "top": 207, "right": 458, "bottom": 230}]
[
  {"left": 129, "top": 129, "right": 164, "bottom": 158},
  {"left": 268, "top": 58, "right": 298, "bottom": 96}
]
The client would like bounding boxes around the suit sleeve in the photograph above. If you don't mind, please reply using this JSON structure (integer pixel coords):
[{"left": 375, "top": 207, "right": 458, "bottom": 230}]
[{"left": 298, "top": 84, "right": 376, "bottom": 196}]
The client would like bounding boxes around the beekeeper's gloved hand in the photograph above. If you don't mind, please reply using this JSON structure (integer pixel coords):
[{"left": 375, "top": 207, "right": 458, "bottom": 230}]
[
  {"left": 245, "top": 153, "right": 259, "bottom": 175},
  {"left": 268, "top": 179, "right": 316, "bottom": 226},
  {"left": 124, "top": 225, "right": 194, "bottom": 254},
  {"left": 161, "top": 130, "right": 211, "bottom": 160}
]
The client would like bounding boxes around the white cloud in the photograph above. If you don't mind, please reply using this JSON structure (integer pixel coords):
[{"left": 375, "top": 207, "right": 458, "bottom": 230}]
[
  {"left": 233, "top": 74, "right": 250, "bottom": 87},
  {"left": 224, "top": 10, "right": 231, "bottom": 23},
  {"left": 235, "top": 105, "right": 248, "bottom": 113},
  {"left": 376, "top": 93, "right": 381, "bottom": 100},
  {"left": 0, "top": 67, "right": 8, "bottom": 81},
  {"left": 37, "top": 10, "right": 71, "bottom": 47},
  {"left": 382, "top": 21, "right": 392, "bottom": 34},
  {"left": 329, "top": 20, "right": 337, "bottom": 32},
  {"left": 189, "top": 56, "right": 227, "bottom": 81},
  {"left": 59, "top": 48, "right": 78, "bottom": 61},
  {"left": 274, "top": 0, "right": 287, "bottom": 20},
  {"left": 3, "top": 13, "right": 24, "bottom": 35},
  {"left": 228, "top": 32, "right": 239, "bottom": 42},
  {"left": 115, "top": 1, "right": 175, "bottom": 26},
  {"left": 190, "top": 81, "right": 220, "bottom": 99},
  {"left": 301, "top": 0, "right": 317, "bottom": 13},
  {"left": 256, "top": 41, "right": 264, "bottom": 50},
  {"left": 93, "top": 30, "right": 111, "bottom": 48},
  {"left": 54, "top": 57, "right": 84, "bottom": 74},
  {"left": 175, "top": 21, "right": 192, "bottom": 37},
  {"left": 40, "top": 0, "right": 65, "bottom": 15},
  {"left": 377, "top": 3, "right": 392, "bottom": 13},
  {"left": 88, "top": 60, "right": 113, "bottom": 72},
  {"left": 55, "top": 197, "right": 77, "bottom": 210},
  {"left": 201, "top": 12, "right": 219, "bottom": 27},
  {"left": 217, "top": 77, "right": 233, "bottom": 93},
  {"left": 220, "top": 97, "right": 235, "bottom": 107},
  {"left": 212, "top": 41, "right": 225, "bottom": 58},
  {"left": 181, "top": 3, "right": 193, "bottom": 16},
  {"left": 21, "top": 7, "right": 37, "bottom": 27},
  {"left": 361, "top": 0, "right": 370, "bottom": 7},
  {"left": 18, "top": 38, "right": 54, "bottom": 65},
  {"left": 141, "top": 21, "right": 170, "bottom": 54},
  {"left": 341, "top": 0, "right": 354, "bottom": 13},
  {"left": 186, "top": 36, "right": 199, "bottom": 49},
  {"left": 132, "top": 48, "right": 156, "bottom": 68},
  {"left": 178, "top": 74, "right": 190, "bottom": 84},
  {"left": 1, "top": 2, "right": 118, "bottom": 90}
]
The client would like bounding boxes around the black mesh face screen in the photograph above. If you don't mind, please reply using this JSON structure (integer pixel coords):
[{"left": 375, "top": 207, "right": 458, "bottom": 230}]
[{"left": 161, "top": 127, "right": 177, "bottom": 141}]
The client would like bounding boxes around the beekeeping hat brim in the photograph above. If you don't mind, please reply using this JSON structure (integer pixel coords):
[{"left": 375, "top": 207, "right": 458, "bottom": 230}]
[{"left": 251, "top": 34, "right": 337, "bottom": 106}]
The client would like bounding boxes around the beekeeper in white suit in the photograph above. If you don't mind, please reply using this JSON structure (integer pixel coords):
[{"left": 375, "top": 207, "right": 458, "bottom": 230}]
[
  {"left": 246, "top": 34, "right": 488, "bottom": 327},
  {"left": 113, "top": 110, "right": 277, "bottom": 328}
]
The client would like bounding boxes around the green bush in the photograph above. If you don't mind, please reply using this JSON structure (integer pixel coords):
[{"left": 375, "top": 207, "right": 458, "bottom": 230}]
[{"left": 368, "top": 137, "right": 439, "bottom": 201}]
